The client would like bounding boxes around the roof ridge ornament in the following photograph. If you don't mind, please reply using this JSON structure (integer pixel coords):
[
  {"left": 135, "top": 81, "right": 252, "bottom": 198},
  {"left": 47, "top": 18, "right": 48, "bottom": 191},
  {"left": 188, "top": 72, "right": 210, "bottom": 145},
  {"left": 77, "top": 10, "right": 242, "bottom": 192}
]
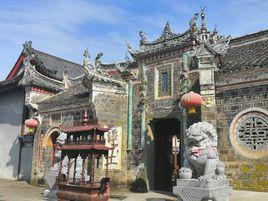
[
  {"left": 125, "top": 51, "right": 131, "bottom": 63},
  {"left": 22, "top": 41, "right": 33, "bottom": 56},
  {"left": 94, "top": 52, "right": 103, "bottom": 70},
  {"left": 163, "top": 22, "right": 173, "bottom": 35},
  {"left": 139, "top": 31, "right": 147, "bottom": 48},
  {"left": 82, "top": 48, "right": 124, "bottom": 86},
  {"left": 189, "top": 13, "right": 199, "bottom": 38},
  {"left": 83, "top": 48, "right": 95, "bottom": 76},
  {"left": 114, "top": 61, "right": 124, "bottom": 73},
  {"left": 125, "top": 40, "right": 137, "bottom": 57},
  {"left": 161, "top": 21, "right": 176, "bottom": 40},
  {"left": 63, "top": 69, "right": 70, "bottom": 90},
  {"left": 200, "top": 6, "right": 207, "bottom": 33},
  {"left": 151, "top": 21, "right": 177, "bottom": 44}
]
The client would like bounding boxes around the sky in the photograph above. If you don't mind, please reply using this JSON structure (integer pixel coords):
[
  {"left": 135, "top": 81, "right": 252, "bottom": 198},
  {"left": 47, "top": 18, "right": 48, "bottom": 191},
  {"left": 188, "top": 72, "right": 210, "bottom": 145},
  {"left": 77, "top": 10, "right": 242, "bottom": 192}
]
[{"left": 0, "top": 0, "right": 267, "bottom": 80}]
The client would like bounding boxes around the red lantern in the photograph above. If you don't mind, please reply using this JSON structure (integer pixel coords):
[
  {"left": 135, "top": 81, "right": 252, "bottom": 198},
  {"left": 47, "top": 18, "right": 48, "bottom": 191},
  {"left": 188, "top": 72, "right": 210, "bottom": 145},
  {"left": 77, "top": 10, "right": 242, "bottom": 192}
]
[
  {"left": 181, "top": 91, "right": 203, "bottom": 108},
  {"left": 25, "top": 118, "right": 39, "bottom": 128}
]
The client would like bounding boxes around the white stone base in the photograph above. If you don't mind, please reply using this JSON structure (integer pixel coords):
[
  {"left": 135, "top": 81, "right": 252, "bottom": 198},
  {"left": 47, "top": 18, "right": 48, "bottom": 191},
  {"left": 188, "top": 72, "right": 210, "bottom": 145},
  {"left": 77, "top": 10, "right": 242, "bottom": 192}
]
[{"left": 173, "top": 179, "right": 232, "bottom": 201}]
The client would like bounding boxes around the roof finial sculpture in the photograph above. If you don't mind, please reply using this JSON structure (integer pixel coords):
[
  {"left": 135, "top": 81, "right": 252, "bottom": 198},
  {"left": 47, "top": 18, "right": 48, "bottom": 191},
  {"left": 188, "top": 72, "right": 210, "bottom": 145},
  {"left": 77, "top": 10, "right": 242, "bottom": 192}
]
[
  {"left": 125, "top": 40, "right": 135, "bottom": 56},
  {"left": 200, "top": 6, "right": 207, "bottom": 33},
  {"left": 115, "top": 61, "right": 124, "bottom": 73},
  {"left": 83, "top": 48, "right": 95, "bottom": 75},
  {"left": 125, "top": 51, "right": 130, "bottom": 63},
  {"left": 94, "top": 52, "right": 103, "bottom": 70},
  {"left": 189, "top": 13, "right": 199, "bottom": 37},
  {"left": 83, "top": 48, "right": 90, "bottom": 66},
  {"left": 161, "top": 22, "right": 174, "bottom": 40},
  {"left": 139, "top": 31, "right": 147, "bottom": 47},
  {"left": 164, "top": 22, "right": 172, "bottom": 34},
  {"left": 22, "top": 41, "right": 33, "bottom": 56},
  {"left": 63, "top": 69, "right": 70, "bottom": 90}
]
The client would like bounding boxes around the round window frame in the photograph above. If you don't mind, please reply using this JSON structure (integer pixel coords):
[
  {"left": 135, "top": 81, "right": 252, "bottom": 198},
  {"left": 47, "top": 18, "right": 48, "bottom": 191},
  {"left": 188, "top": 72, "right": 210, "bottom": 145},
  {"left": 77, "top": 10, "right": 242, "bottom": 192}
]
[{"left": 229, "top": 107, "right": 268, "bottom": 159}]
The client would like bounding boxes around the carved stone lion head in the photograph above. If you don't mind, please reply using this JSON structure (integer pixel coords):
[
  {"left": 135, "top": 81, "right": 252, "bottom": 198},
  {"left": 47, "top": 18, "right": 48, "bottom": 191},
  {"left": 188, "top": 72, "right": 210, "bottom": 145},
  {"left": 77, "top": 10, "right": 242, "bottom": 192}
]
[{"left": 186, "top": 122, "right": 217, "bottom": 148}]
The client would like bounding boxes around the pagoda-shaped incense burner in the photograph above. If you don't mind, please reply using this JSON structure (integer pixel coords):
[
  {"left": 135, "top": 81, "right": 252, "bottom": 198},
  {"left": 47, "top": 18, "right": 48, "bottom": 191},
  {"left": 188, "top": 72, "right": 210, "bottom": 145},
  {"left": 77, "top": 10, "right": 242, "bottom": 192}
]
[{"left": 56, "top": 110, "right": 113, "bottom": 201}]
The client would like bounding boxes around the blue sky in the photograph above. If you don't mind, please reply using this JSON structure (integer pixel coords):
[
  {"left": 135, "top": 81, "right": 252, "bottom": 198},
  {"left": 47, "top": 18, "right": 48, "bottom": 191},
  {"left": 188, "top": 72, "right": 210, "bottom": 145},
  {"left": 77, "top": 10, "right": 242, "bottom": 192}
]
[{"left": 0, "top": 0, "right": 267, "bottom": 80}]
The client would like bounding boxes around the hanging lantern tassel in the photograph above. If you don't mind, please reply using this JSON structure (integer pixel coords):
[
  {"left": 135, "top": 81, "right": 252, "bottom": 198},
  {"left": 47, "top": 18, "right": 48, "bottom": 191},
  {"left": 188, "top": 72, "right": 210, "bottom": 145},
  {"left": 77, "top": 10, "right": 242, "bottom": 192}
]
[{"left": 188, "top": 106, "right": 196, "bottom": 114}]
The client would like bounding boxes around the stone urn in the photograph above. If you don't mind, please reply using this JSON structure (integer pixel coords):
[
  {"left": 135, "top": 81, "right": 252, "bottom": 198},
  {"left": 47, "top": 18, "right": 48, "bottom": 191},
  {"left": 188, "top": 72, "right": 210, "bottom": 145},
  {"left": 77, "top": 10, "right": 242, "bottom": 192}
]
[{"left": 179, "top": 167, "right": 192, "bottom": 179}]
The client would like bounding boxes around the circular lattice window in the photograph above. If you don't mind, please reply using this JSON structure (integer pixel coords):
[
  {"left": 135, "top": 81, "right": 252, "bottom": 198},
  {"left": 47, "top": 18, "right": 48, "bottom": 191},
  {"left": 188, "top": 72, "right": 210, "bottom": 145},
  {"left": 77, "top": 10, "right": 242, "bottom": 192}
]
[{"left": 229, "top": 108, "right": 268, "bottom": 159}]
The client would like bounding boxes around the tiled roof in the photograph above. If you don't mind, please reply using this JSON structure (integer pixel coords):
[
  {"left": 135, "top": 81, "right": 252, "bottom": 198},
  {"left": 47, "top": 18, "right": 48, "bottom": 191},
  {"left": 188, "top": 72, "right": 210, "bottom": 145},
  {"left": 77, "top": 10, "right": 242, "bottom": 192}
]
[
  {"left": 38, "top": 80, "right": 88, "bottom": 108},
  {"left": 33, "top": 49, "right": 84, "bottom": 79},
  {"left": 218, "top": 30, "right": 268, "bottom": 73}
]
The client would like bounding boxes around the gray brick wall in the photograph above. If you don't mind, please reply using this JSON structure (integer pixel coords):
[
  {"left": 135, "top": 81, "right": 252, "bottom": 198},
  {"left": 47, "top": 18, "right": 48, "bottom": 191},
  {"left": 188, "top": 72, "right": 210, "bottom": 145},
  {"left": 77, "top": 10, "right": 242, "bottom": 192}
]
[{"left": 216, "top": 84, "right": 268, "bottom": 191}]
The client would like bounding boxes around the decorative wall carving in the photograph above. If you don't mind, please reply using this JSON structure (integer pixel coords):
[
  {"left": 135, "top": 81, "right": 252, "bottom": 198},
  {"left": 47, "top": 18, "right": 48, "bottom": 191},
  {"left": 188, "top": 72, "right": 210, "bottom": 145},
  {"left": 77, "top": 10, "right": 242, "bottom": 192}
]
[
  {"left": 237, "top": 114, "right": 268, "bottom": 151},
  {"left": 229, "top": 107, "right": 268, "bottom": 159}
]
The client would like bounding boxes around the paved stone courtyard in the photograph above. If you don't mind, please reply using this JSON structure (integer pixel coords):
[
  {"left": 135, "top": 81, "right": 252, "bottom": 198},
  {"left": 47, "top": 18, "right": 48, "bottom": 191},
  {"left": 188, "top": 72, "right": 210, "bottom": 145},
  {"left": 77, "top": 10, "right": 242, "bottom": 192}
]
[{"left": 0, "top": 179, "right": 267, "bottom": 201}]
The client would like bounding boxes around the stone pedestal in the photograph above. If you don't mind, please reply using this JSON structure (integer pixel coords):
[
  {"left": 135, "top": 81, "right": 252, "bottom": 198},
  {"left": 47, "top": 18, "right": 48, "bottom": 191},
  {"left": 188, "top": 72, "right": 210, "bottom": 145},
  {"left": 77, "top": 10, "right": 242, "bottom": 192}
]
[
  {"left": 42, "top": 166, "right": 58, "bottom": 201},
  {"left": 43, "top": 188, "right": 58, "bottom": 201},
  {"left": 173, "top": 179, "right": 232, "bottom": 201}
]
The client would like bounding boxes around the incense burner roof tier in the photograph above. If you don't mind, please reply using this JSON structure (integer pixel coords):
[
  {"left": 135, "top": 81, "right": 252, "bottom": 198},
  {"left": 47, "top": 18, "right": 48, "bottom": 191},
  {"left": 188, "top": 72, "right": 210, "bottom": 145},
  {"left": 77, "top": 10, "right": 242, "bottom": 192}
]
[{"left": 58, "top": 124, "right": 113, "bottom": 154}]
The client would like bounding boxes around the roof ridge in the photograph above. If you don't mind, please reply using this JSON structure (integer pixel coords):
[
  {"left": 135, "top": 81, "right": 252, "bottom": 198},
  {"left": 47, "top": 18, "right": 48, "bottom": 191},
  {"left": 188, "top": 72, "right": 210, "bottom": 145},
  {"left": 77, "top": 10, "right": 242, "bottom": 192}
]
[
  {"left": 231, "top": 37, "right": 268, "bottom": 48},
  {"left": 230, "top": 29, "right": 268, "bottom": 46},
  {"left": 33, "top": 49, "right": 82, "bottom": 68}
]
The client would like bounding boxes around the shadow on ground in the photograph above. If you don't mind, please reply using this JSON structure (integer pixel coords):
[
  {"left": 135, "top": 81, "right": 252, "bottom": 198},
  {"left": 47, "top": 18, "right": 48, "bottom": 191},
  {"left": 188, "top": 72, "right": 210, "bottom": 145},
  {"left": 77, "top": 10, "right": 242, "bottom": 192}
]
[{"left": 0, "top": 195, "right": 6, "bottom": 201}]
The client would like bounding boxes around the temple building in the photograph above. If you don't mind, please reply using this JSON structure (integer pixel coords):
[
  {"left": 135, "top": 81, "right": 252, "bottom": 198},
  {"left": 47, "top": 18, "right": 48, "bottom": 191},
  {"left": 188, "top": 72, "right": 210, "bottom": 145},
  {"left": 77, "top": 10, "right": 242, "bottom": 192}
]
[
  {"left": 0, "top": 41, "right": 84, "bottom": 182},
  {"left": 0, "top": 9, "right": 267, "bottom": 192}
]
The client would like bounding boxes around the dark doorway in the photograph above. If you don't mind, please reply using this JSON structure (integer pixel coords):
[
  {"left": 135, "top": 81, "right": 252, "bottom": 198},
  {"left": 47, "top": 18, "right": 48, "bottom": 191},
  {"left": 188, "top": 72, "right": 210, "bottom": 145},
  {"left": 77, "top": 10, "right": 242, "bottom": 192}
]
[{"left": 153, "top": 118, "right": 180, "bottom": 191}]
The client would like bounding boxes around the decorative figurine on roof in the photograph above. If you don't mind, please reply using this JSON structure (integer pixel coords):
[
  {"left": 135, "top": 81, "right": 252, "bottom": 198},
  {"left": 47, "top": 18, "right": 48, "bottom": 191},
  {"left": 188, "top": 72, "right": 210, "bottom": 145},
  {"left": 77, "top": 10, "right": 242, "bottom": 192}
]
[
  {"left": 200, "top": 6, "right": 207, "bottom": 33},
  {"left": 125, "top": 40, "right": 136, "bottom": 56},
  {"left": 163, "top": 22, "right": 172, "bottom": 36},
  {"left": 139, "top": 31, "right": 147, "bottom": 47},
  {"left": 189, "top": 13, "right": 199, "bottom": 37},
  {"left": 63, "top": 69, "right": 70, "bottom": 90},
  {"left": 125, "top": 51, "right": 131, "bottom": 64},
  {"left": 115, "top": 61, "right": 124, "bottom": 73},
  {"left": 95, "top": 52, "right": 103, "bottom": 70},
  {"left": 83, "top": 48, "right": 94, "bottom": 75},
  {"left": 22, "top": 41, "right": 33, "bottom": 56}
]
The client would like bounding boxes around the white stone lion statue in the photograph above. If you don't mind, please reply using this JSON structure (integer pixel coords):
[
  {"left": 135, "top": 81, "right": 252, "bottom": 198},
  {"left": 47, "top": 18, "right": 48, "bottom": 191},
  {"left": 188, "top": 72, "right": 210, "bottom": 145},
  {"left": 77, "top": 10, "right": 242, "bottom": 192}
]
[{"left": 180, "top": 122, "right": 226, "bottom": 180}]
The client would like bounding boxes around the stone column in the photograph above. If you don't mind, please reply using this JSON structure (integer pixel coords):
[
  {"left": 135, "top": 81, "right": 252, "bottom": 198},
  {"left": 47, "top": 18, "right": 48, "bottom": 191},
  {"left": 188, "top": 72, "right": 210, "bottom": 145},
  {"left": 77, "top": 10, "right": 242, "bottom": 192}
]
[
  {"left": 198, "top": 56, "right": 217, "bottom": 127},
  {"left": 140, "top": 64, "right": 147, "bottom": 150},
  {"left": 127, "top": 79, "right": 133, "bottom": 150}
]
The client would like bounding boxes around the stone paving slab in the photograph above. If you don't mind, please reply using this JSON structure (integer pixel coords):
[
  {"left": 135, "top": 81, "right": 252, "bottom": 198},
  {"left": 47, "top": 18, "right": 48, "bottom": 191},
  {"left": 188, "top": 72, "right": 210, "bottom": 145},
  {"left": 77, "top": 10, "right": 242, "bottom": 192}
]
[
  {"left": 0, "top": 179, "right": 268, "bottom": 201},
  {"left": 0, "top": 179, "right": 43, "bottom": 201},
  {"left": 111, "top": 190, "right": 268, "bottom": 201}
]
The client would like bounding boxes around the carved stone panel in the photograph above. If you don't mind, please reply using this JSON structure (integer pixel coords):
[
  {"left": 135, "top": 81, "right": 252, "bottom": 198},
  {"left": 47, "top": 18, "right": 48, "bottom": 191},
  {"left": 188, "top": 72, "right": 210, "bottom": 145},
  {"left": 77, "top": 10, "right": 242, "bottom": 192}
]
[{"left": 199, "top": 69, "right": 214, "bottom": 85}]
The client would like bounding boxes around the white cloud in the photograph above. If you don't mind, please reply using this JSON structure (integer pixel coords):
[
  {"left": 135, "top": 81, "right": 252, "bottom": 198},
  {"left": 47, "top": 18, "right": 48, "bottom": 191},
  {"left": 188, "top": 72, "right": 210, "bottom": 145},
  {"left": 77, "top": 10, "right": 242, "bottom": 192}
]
[
  {"left": 0, "top": 0, "right": 178, "bottom": 80},
  {"left": 0, "top": 0, "right": 129, "bottom": 79},
  {"left": 0, "top": 0, "right": 267, "bottom": 80}
]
